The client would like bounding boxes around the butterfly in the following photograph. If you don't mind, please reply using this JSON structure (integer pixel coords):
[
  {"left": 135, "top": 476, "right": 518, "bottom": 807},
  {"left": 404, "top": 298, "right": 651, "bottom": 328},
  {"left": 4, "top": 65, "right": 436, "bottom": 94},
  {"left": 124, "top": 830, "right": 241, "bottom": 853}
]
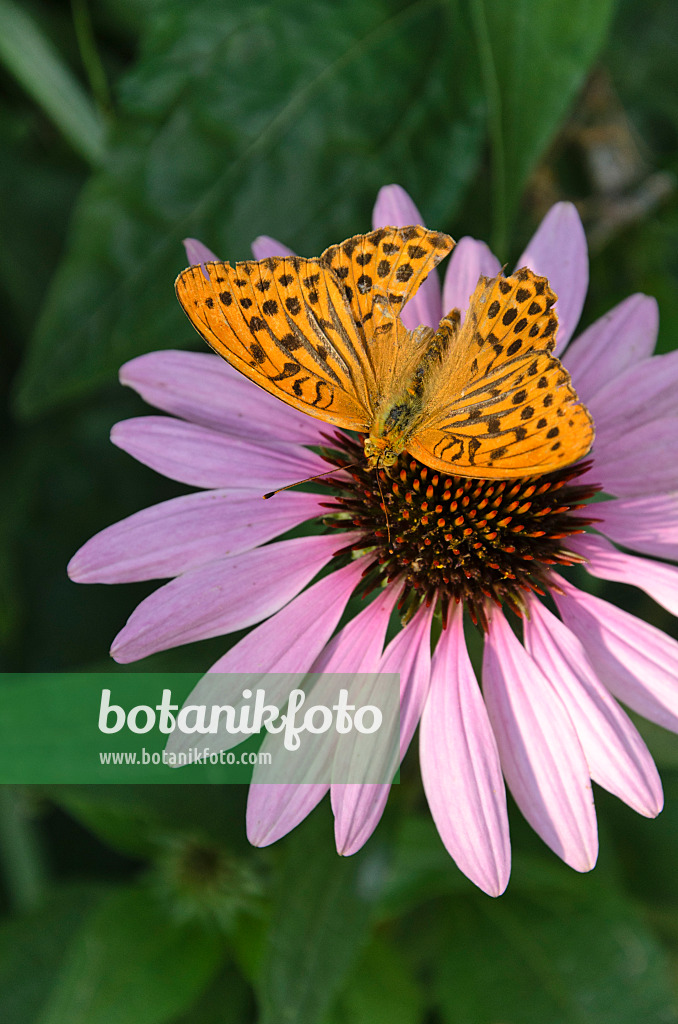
[{"left": 175, "top": 226, "right": 594, "bottom": 479}]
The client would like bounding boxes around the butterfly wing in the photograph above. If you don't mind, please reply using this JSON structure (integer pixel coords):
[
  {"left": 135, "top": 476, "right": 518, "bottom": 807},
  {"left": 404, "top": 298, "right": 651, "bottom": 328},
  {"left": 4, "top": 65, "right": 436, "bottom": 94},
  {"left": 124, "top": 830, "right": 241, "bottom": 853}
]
[
  {"left": 321, "top": 226, "right": 454, "bottom": 333},
  {"left": 176, "top": 255, "right": 376, "bottom": 431},
  {"left": 409, "top": 269, "right": 594, "bottom": 477}
]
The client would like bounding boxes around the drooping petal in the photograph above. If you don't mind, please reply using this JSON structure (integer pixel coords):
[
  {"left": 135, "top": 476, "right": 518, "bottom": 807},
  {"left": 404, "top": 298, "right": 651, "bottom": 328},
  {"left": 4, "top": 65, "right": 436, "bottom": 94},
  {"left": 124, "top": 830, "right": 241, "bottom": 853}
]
[
  {"left": 482, "top": 608, "right": 598, "bottom": 872},
  {"left": 581, "top": 418, "right": 678, "bottom": 498},
  {"left": 441, "top": 236, "right": 501, "bottom": 324},
  {"left": 248, "top": 582, "right": 400, "bottom": 847},
  {"left": 165, "top": 557, "right": 370, "bottom": 767},
  {"left": 183, "top": 238, "right": 218, "bottom": 278},
  {"left": 111, "top": 416, "right": 328, "bottom": 491},
  {"left": 524, "top": 599, "right": 662, "bottom": 817},
  {"left": 515, "top": 202, "right": 588, "bottom": 354},
  {"left": 562, "top": 294, "right": 658, "bottom": 404},
  {"left": 420, "top": 605, "right": 510, "bottom": 896},
  {"left": 250, "top": 235, "right": 296, "bottom": 260},
  {"left": 585, "top": 350, "right": 678, "bottom": 448},
  {"left": 554, "top": 574, "right": 678, "bottom": 734},
  {"left": 588, "top": 493, "right": 678, "bottom": 561},
  {"left": 67, "top": 489, "right": 323, "bottom": 583},
  {"left": 110, "top": 532, "right": 344, "bottom": 663},
  {"left": 120, "top": 351, "right": 328, "bottom": 445},
  {"left": 569, "top": 532, "right": 678, "bottom": 618},
  {"left": 333, "top": 601, "right": 434, "bottom": 857},
  {"left": 372, "top": 184, "right": 442, "bottom": 330}
]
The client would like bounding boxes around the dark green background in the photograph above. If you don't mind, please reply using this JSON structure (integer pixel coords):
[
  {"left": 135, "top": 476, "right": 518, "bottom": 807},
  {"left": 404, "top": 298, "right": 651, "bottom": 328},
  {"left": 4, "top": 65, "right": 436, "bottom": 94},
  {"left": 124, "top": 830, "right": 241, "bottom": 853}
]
[{"left": 2, "top": 0, "right": 678, "bottom": 1021}]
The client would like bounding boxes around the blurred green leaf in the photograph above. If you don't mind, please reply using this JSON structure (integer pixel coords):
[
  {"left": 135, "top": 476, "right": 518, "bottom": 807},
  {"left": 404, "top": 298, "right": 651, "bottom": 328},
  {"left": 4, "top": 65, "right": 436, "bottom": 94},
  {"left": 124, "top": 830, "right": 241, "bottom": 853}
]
[
  {"left": 0, "top": 884, "right": 104, "bottom": 1024},
  {"left": 322, "top": 935, "right": 424, "bottom": 1024},
  {"left": 36, "top": 886, "right": 225, "bottom": 1024},
  {"left": 434, "top": 886, "right": 678, "bottom": 1024},
  {"left": 256, "top": 808, "right": 379, "bottom": 1024},
  {"left": 469, "top": 0, "right": 616, "bottom": 255},
  {"left": 169, "top": 963, "right": 253, "bottom": 1023},
  {"left": 15, "top": 0, "right": 485, "bottom": 418},
  {"left": 0, "top": 0, "right": 106, "bottom": 165}
]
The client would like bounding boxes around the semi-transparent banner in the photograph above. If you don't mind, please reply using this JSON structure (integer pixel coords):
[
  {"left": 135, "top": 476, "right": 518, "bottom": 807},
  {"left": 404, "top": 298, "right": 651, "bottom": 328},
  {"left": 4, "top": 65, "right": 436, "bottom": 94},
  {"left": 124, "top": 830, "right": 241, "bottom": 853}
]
[{"left": 0, "top": 673, "right": 400, "bottom": 784}]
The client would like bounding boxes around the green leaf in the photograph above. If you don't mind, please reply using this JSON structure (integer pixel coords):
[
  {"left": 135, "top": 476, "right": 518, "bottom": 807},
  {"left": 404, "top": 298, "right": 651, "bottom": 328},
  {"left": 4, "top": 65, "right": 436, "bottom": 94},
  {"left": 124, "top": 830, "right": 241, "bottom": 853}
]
[
  {"left": 255, "top": 808, "right": 380, "bottom": 1024},
  {"left": 36, "top": 886, "right": 225, "bottom": 1024},
  {"left": 434, "top": 885, "right": 678, "bottom": 1024},
  {"left": 0, "top": 0, "right": 106, "bottom": 165},
  {"left": 15, "top": 0, "right": 485, "bottom": 418},
  {"left": 322, "top": 936, "right": 425, "bottom": 1024},
  {"left": 0, "top": 885, "right": 104, "bottom": 1024},
  {"left": 469, "top": 0, "right": 616, "bottom": 255}
]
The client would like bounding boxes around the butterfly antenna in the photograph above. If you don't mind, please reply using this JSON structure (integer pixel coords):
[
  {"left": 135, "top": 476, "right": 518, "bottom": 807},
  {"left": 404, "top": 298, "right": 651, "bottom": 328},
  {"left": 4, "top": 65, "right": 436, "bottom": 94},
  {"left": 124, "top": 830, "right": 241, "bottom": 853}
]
[
  {"left": 263, "top": 462, "right": 361, "bottom": 499},
  {"left": 375, "top": 465, "right": 393, "bottom": 552}
]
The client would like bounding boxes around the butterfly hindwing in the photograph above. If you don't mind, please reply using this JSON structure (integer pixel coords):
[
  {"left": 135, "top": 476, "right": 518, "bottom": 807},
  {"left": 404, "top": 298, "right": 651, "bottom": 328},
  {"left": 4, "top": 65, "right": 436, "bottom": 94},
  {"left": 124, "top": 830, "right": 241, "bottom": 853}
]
[
  {"left": 175, "top": 256, "right": 376, "bottom": 430},
  {"left": 321, "top": 226, "right": 455, "bottom": 335},
  {"left": 411, "top": 268, "right": 594, "bottom": 477}
]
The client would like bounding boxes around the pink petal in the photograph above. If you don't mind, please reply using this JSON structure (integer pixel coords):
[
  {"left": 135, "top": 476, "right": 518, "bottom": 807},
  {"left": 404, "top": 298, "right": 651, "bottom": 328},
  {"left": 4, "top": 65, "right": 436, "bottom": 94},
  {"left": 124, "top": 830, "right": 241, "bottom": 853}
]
[
  {"left": 333, "top": 601, "right": 434, "bottom": 857},
  {"left": 589, "top": 494, "right": 678, "bottom": 561},
  {"left": 110, "top": 533, "right": 343, "bottom": 663},
  {"left": 67, "top": 489, "right": 323, "bottom": 583},
  {"left": 250, "top": 235, "right": 296, "bottom": 260},
  {"left": 482, "top": 608, "right": 598, "bottom": 872},
  {"left": 554, "top": 574, "right": 678, "bottom": 734},
  {"left": 516, "top": 202, "right": 588, "bottom": 354},
  {"left": 120, "top": 351, "right": 327, "bottom": 445},
  {"left": 441, "top": 237, "right": 501, "bottom": 323},
  {"left": 582, "top": 418, "right": 678, "bottom": 498},
  {"left": 371, "top": 184, "right": 442, "bottom": 330},
  {"left": 248, "top": 578, "right": 399, "bottom": 847},
  {"left": 585, "top": 350, "right": 678, "bottom": 449},
  {"left": 562, "top": 294, "right": 658, "bottom": 404},
  {"left": 569, "top": 532, "right": 678, "bottom": 618},
  {"left": 524, "top": 599, "right": 662, "bottom": 817},
  {"left": 247, "top": 780, "right": 330, "bottom": 847},
  {"left": 111, "top": 416, "right": 328, "bottom": 491},
  {"left": 164, "top": 557, "right": 369, "bottom": 769},
  {"left": 420, "top": 605, "right": 510, "bottom": 896},
  {"left": 183, "top": 238, "right": 218, "bottom": 277}
]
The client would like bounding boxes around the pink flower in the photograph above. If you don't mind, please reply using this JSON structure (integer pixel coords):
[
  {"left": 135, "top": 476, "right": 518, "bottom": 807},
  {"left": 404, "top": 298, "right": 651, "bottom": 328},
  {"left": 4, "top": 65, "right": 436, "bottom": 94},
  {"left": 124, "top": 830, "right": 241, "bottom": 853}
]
[{"left": 68, "top": 186, "right": 678, "bottom": 896}]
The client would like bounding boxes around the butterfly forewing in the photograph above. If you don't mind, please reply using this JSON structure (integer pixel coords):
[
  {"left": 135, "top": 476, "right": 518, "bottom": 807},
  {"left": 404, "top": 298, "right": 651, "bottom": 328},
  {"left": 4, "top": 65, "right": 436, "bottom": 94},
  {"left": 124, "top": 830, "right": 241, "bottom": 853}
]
[
  {"left": 175, "top": 256, "right": 375, "bottom": 431},
  {"left": 321, "top": 226, "right": 455, "bottom": 335},
  {"left": 410, "top": 268, "right": 594, "bottom": 477}
]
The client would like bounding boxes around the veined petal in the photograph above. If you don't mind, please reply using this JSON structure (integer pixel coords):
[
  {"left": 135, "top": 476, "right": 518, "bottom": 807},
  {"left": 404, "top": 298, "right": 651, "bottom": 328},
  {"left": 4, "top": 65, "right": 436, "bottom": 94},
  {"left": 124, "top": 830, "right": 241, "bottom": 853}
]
[
  {"left": 516, "top": 202, "right": 588, "bottom": 354},
  {"left": 68, "top": 489, "right": 323, "bottom": 583},
  {"left": 562, "top": 294, "right": 658, "bottom": 404},
  {"left": 441, "top": 237, "right": 501, "bottom": 324},
  {"left": 250, "top": 579, "right": 399, "bottom": 848},
  {"left": 111, "top": 416, "right": 328, "bottom": 491},
  {"left": 588, "top": 493, "right": 678, "bottom": 561},
  {"left": 120, "top": 351, "right": 327, "bottom": 445},
  {"left": 582, "top": 418, "right": 678, "bottom": 498},
  {"left": 110, "top": 533, "right": 342, "bottom": 663},
  {"left": 372, "top": 184, "right": 442, "bottom": 330},
  {"left": 570, "top": 533, "right": 678, "bottom": 618},
  {"left": 251, "top": 235, "right": 296, "bottom": 260},
  {"left": 420, "top": 605, "right": 510, "bottom": 896},
  {"left": 525, "top": 599, "right": 662, "bottom": 817},
  {"left": 165, "top": 557, "right": 369, "bottom": 764},
  {"left": 554, "top": 574, "right": 678, "bottom": 734},
  {"left": 482, "top": 608, "right": 598, "bottom": 872},
  {"left": 247, "top": 780, "right": 330, "bottom": 847},
  {"left": 333, "top": 601, "right": 434, "bottom": 857},
  {"left": 586, "top": 350, "right": 678, "bottom": 448}
]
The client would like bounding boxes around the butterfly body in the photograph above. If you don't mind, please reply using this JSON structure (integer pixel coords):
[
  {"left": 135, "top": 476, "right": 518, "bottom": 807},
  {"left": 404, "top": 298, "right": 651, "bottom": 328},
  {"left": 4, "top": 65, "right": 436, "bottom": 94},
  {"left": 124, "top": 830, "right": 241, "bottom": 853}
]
[{"left": 176, "top": 226, "right": 594, "bottom": 480}]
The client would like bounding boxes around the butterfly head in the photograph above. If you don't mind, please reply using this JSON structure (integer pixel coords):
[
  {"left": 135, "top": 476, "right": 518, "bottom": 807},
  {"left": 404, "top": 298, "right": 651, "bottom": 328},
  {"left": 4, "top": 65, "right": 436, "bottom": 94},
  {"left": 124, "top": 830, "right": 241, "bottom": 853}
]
[{"left": 364, "top": 435, "right": 401, "bottom": 470}]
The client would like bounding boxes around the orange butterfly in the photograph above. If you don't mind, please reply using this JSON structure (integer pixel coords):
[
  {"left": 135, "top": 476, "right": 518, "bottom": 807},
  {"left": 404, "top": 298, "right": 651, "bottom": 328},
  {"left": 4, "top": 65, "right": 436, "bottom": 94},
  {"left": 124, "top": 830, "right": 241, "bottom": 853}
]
[{"left": 175, "top": 226, "right": 593, "bottom": 479}]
